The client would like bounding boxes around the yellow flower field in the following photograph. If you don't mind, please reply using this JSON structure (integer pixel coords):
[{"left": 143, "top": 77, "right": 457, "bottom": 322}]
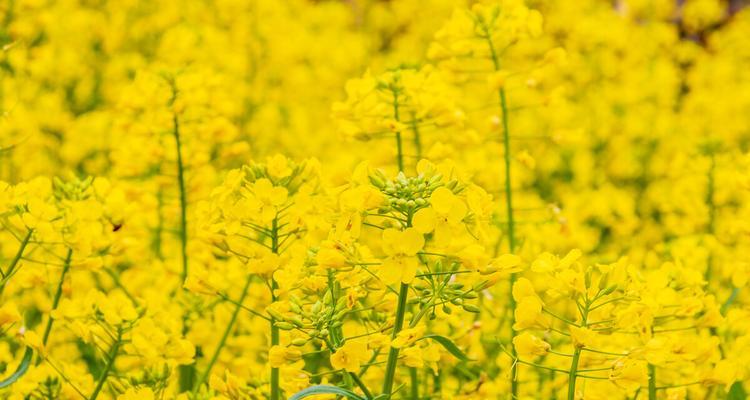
[{"left": 1, "top": 0, "right": 749, "bottom": 399}]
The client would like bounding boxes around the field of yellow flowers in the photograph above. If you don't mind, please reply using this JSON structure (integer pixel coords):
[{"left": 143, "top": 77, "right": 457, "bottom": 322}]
[{"left": 1, "top": 0, "right": 749, "bottom": 399}]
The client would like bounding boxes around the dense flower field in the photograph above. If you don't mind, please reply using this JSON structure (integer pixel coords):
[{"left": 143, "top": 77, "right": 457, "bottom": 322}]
[{"left": 1, "top": 0, "right": 749, "bottom": 399}]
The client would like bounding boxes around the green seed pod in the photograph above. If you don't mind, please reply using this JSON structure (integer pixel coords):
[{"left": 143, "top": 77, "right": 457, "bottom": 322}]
[
  {"left": 274, "top": 322, "right": 295, "bottom": 330},
  {"left": 462, "top": 304, "right": 481, "bottom": 313}
]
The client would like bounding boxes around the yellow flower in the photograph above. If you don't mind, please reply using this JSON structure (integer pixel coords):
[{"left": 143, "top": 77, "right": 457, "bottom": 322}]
[
  {"left": 269, "top": 345, "right": 302, "bottom": 368},
  {"left": 252, "top": 178, "right": 288, "bottom": 223},
  {"left": 0, "top": 301, "right": 22, "bottom": 327},
  {"left": 412, "top": 188, "right": 467, "bottom": 246},
  {"left": 569, "top": 326, "right": 597, "bottom": 349},
  {"left": 391, "top": 327, "right": 424, "bottom": 349},
  {"left": 330, "top": 340, "right": 370, "bottom": 372},
  {"left": 380, "top": 228, "right": 424, "bottom": 284},
  {"left": 402, "top": 345, "right": 424, "bottom": 368},
  {"left": 609, "top": 358, "right": 648, "bottom": 393},
  {"left": 267, "top": 154, "right": 292, "bottom": 179},
  {"left": 513, "top": 332, "right": 551, "bottom": 358}
]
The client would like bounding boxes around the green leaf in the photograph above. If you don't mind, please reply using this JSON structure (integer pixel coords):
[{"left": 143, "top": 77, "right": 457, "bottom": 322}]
[
  {"left": 0, "top": 347, "right": 33, "bottom": 389},
  {"left": 728, "top": 382, "right": 747, "bottom": 400},
  {"left": 289, "top": 385, "right": 366, "bottom": 400},
  {"left": 418, "top": 334, "right": 472, "bottom": 361}
]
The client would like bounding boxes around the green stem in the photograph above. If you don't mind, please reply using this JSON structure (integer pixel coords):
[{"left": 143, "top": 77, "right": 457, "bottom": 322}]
[
  {"left": 392, "top": 90, "right": 404, "bottom": 172},
  {"left": 567, "top": 301, "right": 590, "bottom": 400},
  {"left": 350, "top": 372, "right": 373, "bottom": 400},
  {"left": 410, "top": 368, "right": 418, "bottom": 400},
  {"left": 410, "top": 112, "right": 422, "bottom": 162},
  {"left": 172, "top": 110, "right": 189, "bottom": 282},
  {"left": 192, "top": 274, "right": 253, "bottom": 393},
  {"left": 89, "top": 328, "right": 121, "bottom": 400},
  {"left": 484, "top": 26, "right": 519, "bottom": 399},
  {"left": 381, "top": 282, "right": 410, "bottom": 399},
  {"left": 648, "top": 364, "right": 656, "bottom": 400},
  {"left": 270, "top": 216, "right": 280, "bottom": 400},
  {"left": 0, "top": 230, "right": 32, "bottom": 296},
  {"left": 41, "top": 249, "right": 72, "bottom": 347}
]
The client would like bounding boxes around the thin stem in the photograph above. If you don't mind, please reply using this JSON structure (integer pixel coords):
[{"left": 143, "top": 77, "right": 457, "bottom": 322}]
[
  {"left": 381, "top": 282, "right": 410, "bottom": 399},
  {"left": 648, "top": 364, "right": 656, "bottom": 400},
  {"left": 172, "top": 108, "right": 189, "bottom": 282},
  {"left": 410, "top": 368, "right": 418, "bottom": 400},
  {"left": 392, "top": 90, "right": 404, "bottom": 172},
  {"left": 270, "top": 216, "right": 280, "bottom": 400},
  {"left": 0, "top": 230, "right": 33, "bottom": 295},
  {"left": 483, "top": 23, "right": 519, "bottom": 399},
  {"left": 567, "top": 299, "right": 590, "bottom": 400},
  {"left": 41, "top": 249, "right": 73, "bottom": 347},
  {"left": 192, "top": 274, "right": 253, "bottom": 393},
  {"left": 88, "top": 328, "right": 122, "bottom": 400},
  {"left": 350, "top": 372, "right": 373, "bottom": 399}
]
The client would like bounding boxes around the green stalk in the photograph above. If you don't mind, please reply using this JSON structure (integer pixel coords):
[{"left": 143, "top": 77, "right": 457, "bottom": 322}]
[
  {"left": 381, "top": 282, "right": 409, "bottom": 399},
  {"left": 410, "top": 368, "right": 419, "bottom": 400},
  {"left": 0, "top": 230, "right": 33, "bottom": 296},
  {"left": 172, "top": 110, "right": 189, "bottom": 282},
  {"left": 567, "top": 301, "right": 589, "bottom": 400},
  {"left": 483, "top": 25, "right": 519, "bottom": 399},
  {"left": 350, "top": 372, "right": 373, "bottom": 399},
  {"left": 392, "top": 90, "right": 404, "bottom": 172},
  {"left": 410, "top": 112, "right": 422, "bottom": 162},
  {"left": 192, "top": 274, "right": 253, "bottom": 393},
  {"left": 270, "top": 216, "right": 280, "bottom": 400},
  {"left": 648, "top": 364, "right": 656, "bottom": 400},
  {"left": 89, "top": 328, "right": 122, "bottom": 400},
  {"left": 41, "top": 249, "right": 73, "bottom": 347}
]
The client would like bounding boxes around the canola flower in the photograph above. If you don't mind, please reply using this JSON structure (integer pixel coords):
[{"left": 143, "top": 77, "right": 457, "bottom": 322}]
[{"left": 0, "top": 0, "right": 749, "bottom": 399}]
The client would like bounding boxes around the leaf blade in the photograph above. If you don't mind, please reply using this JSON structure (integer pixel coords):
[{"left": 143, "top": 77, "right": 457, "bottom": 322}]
[
  {"left": 418, "top": 334, "right": 472, "bottom": 361},
  {"left": 0, "top": 347, "right": 33, "bottom": 389},
  {"left": 289, "top": 384, "right": 367, "bottom": 400}
]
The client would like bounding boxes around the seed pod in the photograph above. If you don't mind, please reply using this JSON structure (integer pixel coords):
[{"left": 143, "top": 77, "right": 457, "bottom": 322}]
[
  {"left": 267, "top": 309, "right": 285, "bottom": 321},
  {"left": 275, "top": 322, "right": 295, "bottom": 330},
  {"left": 463, "top": 304, "right": 481, "bottom": 313}
]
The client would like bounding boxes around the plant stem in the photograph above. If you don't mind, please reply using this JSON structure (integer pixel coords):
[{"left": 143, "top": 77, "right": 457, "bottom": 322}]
[
  {"left": 484, "top": 25, "right": 519, "bottom": 399},
  {"left": 410, "top": 112, "right": 422, "bottom": 161},
  {"left": 392, "top": 90, "right": 404, "bottom": 172},
  {"left": 172, "top": 110, "right": 189, "bottom": 283},
  {"left": 410, "top": 368, "right": 419, "bottom": 400},
  {"left": 350, "top": 372, "right": 373, "bottom": 399},
  {"left": 41, "top": 249, "right": 72, "bottom": 347},
  {"left": 648, "top": 364, "right": 656, "bottom": 400},
  {"left": 0, "top": 229, "right": 32, "bottom": 296},
  {"left": 381, "top": 282, "right": 410, "bottom": 399},
  {"left": 270, "top": 216, "right": 280, "bottom": 400},
  {"left": 567, "top": 301, "right": 590, "bottom": 400},
  {"left": 89, "top": 328, "right": 121, "bottom": 400},
  {"left": 192, "top": 274, "right": 253, "bottom": 393}
]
